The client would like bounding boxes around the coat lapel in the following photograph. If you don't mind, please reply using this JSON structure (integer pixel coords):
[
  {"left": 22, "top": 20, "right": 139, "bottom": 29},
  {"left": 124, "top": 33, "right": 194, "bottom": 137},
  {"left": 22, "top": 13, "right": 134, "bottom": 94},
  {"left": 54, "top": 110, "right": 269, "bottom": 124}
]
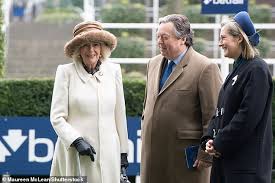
[
  {"left": 150, "top": 56, "right": 166, "bottom": 97},
  {"left": 159, "top": 65, "right": 183, "bottom": 95},
  {"left": 158, "top": 47, "right": 192, "bottom": 95},
  {"left": 93, "top": 63, "right": 104, "bottom": 82},
  {"left": 74, "top": 60, "right": 89, "bottom": 83},
  {"left": 74, "top": 60, "right": 104, "bottom": 83}
]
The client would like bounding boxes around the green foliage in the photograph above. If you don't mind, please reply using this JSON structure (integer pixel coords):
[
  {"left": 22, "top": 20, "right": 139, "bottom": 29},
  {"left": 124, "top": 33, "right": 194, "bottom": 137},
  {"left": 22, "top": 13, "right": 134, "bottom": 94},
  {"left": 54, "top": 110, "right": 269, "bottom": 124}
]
[
  {"left": 257, "top": 37, "right": 271, "bottom": 57},
  {"left": 45, "top": 0, "right": 56, "bottom": 9},
  {"left": 183, "top": 4, "right": 214, "bottom": 23},
  {"left": 160, "top": 4, "right": 213, "bottom": 38},
  {"left": 101, "top": 3, "right": 146, "bottom": 36},
  {"left": 35, "top": 8, "right": 81, "bottom": 24},
  {"left": 0, "top": 79, "right": 53, "bottom": 116},
  {"left": 59, "top": 0, "right": 73, "bottom": 8},
  {"left": 101, "top": 3, "right": 145, "bottom": 23},
  {"left": 249, "top": 4, "right": 272, "bottom": 38},
  {"left": 160, "top": 4, "right": 214, "bottom": 23},
  {"left": 111, "top": 36, "right": 147, "bottom": 73},
  {"left": 123, "top": 78, "right": 145, "bottom": 116},
  {"left": 123, "top": 71, "right": 146, "bottom": 80},
  {"left": 122, "top": 65, "right": 147, "bottom": 78},
  {"left": 0, "top": 79, "right": 145, "bottom": 117},
  {"left": 71, "top": 0, "right": 83, "bottom": 8},
  {"left": 193, "top": 37, "right": 207, "bottom": 55},
  {"left": 249, "top": 4, "right": 272, "bottom": 23},
  {"left": 0, "top": 0, "right": 4, "bottom": 78},
  {"left": 1, "top": 78, "right": 275, "bottom": 166},
  {"left": 188, "top": 0, "right": 200, "bottom": 4},
  {"left": 159, "top": 3, "right": 273, "bottom": 40},
  {"left": 45, "top": 0, "right": 75, "bottom": 8},
  {"left": 160, "top": 3, "right": 271, "bottom": 24},
  {"left": 182, "top": 4, "right": 214, "bottom": 38},
  {"left": 112, "top": 36, "right": 146, "bottom": 58}
]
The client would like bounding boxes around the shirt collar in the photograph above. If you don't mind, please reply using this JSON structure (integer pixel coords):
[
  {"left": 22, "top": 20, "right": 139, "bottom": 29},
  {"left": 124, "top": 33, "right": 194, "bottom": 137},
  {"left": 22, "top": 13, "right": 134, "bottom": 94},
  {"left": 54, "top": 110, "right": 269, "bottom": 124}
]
[{"left": 169, "top": 47, "right": 188, "bottom": 65}]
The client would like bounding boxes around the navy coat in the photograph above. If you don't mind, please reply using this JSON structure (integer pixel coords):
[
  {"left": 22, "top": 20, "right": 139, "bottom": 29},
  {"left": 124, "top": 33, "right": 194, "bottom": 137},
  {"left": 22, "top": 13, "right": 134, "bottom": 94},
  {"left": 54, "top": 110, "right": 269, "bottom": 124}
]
[{"left": 202, "top": 56, "right": 273, "bottom": 183}]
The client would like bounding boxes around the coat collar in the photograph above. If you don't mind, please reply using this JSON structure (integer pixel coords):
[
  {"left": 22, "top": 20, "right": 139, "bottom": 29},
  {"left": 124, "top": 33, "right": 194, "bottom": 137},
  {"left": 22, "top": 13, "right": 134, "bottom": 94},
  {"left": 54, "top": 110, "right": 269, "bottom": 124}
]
[
  {"left": 158, "top": 47, "right": 193, "bottom": 95},
  {"left": 74, "top": 59, "right": 104, "bottom": 83}
]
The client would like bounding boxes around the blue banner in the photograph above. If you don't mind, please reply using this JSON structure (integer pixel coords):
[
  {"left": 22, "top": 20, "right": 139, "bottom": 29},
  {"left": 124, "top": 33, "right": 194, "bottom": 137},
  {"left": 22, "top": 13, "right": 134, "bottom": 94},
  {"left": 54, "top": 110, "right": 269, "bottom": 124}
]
[
  {"left": 0, "top": 117, "right": 141, "bottom": 176},
  {"left": 201, "top": 0, "right": 248, "bottom": 14},
  {"left": 12, "top": 5, "right": 25, "bottom": 17}
]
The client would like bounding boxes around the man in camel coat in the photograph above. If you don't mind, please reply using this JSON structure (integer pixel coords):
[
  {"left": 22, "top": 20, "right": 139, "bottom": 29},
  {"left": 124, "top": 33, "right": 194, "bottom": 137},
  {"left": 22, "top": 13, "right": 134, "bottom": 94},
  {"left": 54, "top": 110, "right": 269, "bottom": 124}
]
[{"left": 140, "top": 14, "right": 222, "bottom": 183}]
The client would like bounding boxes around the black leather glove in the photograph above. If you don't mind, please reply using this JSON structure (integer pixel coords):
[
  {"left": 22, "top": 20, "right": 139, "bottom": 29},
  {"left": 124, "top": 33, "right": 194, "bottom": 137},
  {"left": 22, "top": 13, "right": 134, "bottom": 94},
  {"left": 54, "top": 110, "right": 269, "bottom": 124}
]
[
  {"left": 72, "top": 137, "right": 96, "bottom": 162},
  {"left": 121, "top": 153, "right": 129, "bottom": 169},
  {"left": 120, "top": 153, "right": 131, "bottom": 183}
]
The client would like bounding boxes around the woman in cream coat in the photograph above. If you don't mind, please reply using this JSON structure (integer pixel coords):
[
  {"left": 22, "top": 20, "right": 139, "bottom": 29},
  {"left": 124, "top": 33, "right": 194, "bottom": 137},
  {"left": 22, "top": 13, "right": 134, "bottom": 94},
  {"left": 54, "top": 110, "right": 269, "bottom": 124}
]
[{"left": 50, "top": 21, "right": 129, "bottom": 183}]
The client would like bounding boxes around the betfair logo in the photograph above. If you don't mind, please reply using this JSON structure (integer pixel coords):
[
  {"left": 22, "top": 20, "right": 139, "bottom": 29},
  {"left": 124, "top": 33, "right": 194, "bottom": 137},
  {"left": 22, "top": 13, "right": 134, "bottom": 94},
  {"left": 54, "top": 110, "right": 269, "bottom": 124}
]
[
  {"left": 0, "top": 129, "right": 54, "bottom": 163},
  {"left": 203, "top": 0, "right": 244, "bottom": 5},
  {"left": 0, "top": 130, "right": 27, "bottom": 162},
  {"left": 203, "top": 0, "right": 212, "bottom": 5}
]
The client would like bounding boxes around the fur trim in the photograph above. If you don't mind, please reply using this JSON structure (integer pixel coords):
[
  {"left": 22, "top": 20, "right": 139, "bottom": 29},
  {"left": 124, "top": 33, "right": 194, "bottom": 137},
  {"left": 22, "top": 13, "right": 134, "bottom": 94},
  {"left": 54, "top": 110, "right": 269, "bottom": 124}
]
[{"left": 64, "top": 25, "right": 117, "bottom": 58}]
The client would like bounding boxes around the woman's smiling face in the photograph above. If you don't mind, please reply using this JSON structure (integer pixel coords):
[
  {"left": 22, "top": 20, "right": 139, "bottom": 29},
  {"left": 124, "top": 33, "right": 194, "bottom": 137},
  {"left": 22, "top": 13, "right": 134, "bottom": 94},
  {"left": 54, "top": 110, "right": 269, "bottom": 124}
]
[
  {"left": 219, "top": 25, "right": 242, "bottom": 60},
  {"left": 80, "top": 42, "right": 101, "bottom": 70}
]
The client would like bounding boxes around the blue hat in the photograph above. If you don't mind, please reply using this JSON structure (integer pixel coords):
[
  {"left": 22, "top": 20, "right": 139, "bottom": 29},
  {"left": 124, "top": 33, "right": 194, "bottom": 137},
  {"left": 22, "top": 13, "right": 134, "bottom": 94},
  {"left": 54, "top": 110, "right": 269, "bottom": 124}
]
[{"left": 234, "top": 11, "right": 259, "bottom": 46}]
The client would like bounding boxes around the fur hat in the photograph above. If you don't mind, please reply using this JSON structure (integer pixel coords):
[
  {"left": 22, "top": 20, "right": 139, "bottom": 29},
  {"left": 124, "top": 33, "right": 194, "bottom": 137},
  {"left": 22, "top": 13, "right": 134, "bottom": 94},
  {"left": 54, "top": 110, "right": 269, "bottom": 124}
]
[
  {"left": 234, "top": 11, "right": 259, "bottom": 46},
  {"left": 64, "top": 21, "right": 117, "bottom": 58}
]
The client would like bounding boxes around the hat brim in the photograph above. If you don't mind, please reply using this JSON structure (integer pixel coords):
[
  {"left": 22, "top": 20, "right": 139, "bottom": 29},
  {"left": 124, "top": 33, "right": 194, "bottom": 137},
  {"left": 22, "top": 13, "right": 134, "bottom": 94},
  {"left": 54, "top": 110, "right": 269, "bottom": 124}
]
[{"left": 64, "top": 30, "right": 117, "bottom": 58}]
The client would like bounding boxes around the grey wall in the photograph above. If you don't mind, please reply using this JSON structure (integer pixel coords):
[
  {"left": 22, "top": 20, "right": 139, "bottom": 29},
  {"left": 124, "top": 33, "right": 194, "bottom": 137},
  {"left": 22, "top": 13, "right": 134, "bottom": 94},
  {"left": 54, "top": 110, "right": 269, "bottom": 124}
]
[{"left": 6, "top": 21, "right": 78, "bottom": 78}]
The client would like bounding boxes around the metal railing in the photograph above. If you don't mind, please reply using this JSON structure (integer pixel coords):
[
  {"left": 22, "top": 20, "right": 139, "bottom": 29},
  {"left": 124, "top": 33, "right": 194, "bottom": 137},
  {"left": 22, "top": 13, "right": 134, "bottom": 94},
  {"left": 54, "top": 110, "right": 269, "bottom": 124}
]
[
  {"left": 104, "top": 22, "right": 275, "bottom": 79},
  {"left": 110, "top": 57, "right": 275, "bottom": 80}
]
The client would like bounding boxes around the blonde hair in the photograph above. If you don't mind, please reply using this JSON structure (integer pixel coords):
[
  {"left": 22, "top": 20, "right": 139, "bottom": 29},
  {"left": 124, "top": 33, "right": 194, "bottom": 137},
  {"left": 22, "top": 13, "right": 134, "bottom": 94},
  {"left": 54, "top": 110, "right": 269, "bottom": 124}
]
[
  {"left": 72, "top": 42, "right": 112, "bottom": 63},
  {"left": 221, "top": 20, "right": 259, "bottom": 60}
]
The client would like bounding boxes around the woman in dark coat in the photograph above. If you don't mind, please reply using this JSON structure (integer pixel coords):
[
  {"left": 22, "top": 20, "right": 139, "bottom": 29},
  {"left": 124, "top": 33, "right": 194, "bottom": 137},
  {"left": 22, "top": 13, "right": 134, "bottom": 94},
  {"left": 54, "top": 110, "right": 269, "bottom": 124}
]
[{"left": 201, "top": 11, "right": 273, "bottom": 183}]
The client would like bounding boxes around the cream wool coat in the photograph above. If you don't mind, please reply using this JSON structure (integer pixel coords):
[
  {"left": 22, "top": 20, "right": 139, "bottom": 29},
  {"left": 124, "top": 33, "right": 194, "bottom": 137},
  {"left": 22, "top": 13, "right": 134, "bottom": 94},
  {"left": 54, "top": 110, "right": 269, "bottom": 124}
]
[{"left": 50, "top": 60, "right": 129, "bottom": 183}]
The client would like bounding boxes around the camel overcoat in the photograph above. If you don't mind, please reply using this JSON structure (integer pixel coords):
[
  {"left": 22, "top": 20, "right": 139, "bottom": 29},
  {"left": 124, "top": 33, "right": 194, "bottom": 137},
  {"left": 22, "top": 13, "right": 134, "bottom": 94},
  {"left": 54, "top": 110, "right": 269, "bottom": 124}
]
[
  {"left": 50, "top": 60, "right": 129, "bottom": 183},
  {"left": 141, "top": 47, "right": 222, "bottom": 183}
]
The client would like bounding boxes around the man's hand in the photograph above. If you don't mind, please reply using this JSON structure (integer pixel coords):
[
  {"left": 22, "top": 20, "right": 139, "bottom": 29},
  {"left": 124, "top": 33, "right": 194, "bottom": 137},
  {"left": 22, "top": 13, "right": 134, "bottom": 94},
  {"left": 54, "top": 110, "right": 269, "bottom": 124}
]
[{"left": 193, "top": 159, "right": 211, "bottom": 169}]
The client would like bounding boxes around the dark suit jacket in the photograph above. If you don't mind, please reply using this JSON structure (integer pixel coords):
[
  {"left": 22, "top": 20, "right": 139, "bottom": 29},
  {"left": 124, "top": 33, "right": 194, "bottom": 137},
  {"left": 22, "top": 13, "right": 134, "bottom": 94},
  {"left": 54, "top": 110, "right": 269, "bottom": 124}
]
[
  {"left": 141, "top": 47, "right": 222, "bottom": 183},
  {"left": 203, "top": 56, "right": 273, "bottom": 183}
]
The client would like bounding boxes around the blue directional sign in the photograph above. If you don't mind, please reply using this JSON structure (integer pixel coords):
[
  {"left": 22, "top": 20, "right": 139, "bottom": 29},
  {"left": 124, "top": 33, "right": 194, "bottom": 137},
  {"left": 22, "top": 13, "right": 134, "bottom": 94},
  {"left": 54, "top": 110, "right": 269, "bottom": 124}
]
[
  {"left": 201, "top": 0, "right": 248, "bottom": 14},
  {"left": 0, "top": 117, "right": 141, "bottom": 176}
]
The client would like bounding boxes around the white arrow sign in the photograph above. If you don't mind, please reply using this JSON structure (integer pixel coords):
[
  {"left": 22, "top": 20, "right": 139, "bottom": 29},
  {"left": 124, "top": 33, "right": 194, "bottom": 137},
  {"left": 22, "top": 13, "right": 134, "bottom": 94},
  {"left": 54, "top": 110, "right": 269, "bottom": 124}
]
[
  {"left": 204, "top": 0, "right": 212, "bottom": 4},
  {"left": 0, "top": 141, "right": 11, "bottom": 162},
  {"left": 3, "top": 129, "right": 27, "bottom": 152}
]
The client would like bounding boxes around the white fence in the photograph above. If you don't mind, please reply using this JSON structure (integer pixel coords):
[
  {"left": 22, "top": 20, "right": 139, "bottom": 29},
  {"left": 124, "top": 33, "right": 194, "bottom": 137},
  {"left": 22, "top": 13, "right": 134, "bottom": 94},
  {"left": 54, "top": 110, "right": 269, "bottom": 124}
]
[
  {"left": 110, "top": 57, "right": 275, "bottom": 80},
  {"left": 105, "top": 22, "right": 275, "bottom": 80}
]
